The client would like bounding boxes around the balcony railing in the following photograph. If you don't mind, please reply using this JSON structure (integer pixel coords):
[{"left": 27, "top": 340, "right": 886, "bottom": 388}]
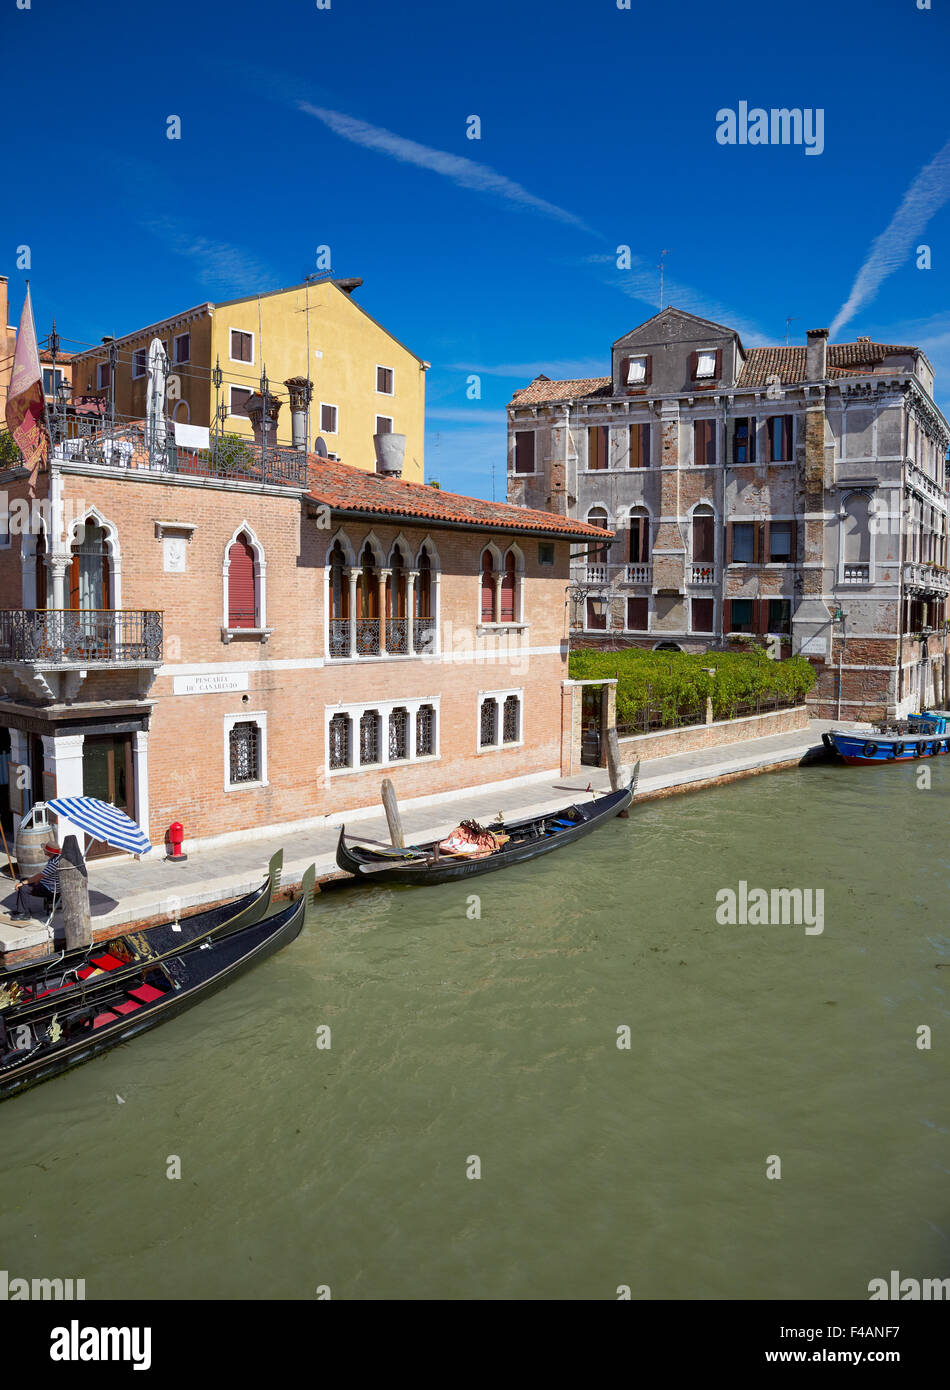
[
  {"left": 842, "top": 564, "right": 870, "bottom": 584},
  {"left": 386, "top": 618, "right": 409, "bottom": 655},
  {"left": 688, "top": 563, "right": 717, "bottom": 586},
  {"left": 355, "top": 618, "right": 381, "bottom": 657},
  {"left": 46, "top": 413, "right": 310, "bottom": 488},
  {"left": 585, "top": 564, "right": 610, "bottom": 583},
  {"left": 328, "top": 619, "right": 350, "bottom": 657},
  {"left": 414, "top": 617, "right": 436, "bottom": 653},
  {"left": 624, "top": 564, "right": 652, "bottom": 584},
  {"left": 904, "top": 562, "right": 950, "bottom": 595},
  {"left": 0, "top": 609, "right": 163, "bottom": 664}
]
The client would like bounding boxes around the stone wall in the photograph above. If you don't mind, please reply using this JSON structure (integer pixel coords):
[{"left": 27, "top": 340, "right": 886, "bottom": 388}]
[{"left": 618, "top": 704, "right": 809, "bottom": 761}]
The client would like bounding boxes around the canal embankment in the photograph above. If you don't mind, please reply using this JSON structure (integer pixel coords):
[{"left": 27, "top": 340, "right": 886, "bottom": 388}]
[{"left": 0, "top": 717, "right": 858, "bottom": 963}]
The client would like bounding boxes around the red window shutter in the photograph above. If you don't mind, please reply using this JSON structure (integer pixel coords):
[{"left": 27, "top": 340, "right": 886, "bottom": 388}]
[
  {"left": 757, "top": 599, "right": 769, "bottom": 634},
  {"left": 644, "top": 355, "right": 653, "bottom": 385},
  {"left": 714, "top": 348, "right": 722, "bottom": 378},
  {"left": 619, "top": 356, "right": 629, "bottom": 388},
  {"left": 69, "top": 555, "right": 80, "bottom": 610},
  {"left": 101, "top": 552, "right": 111, "bottom": 608},
  {"left": 688, "top": 351, "right": 698, "bottom": 380},
  {"left": 228, "top": 536, "right": 256, "bottom": 628},
  {"left": 500, "top": 554, "right": 516, "bottom": 622},
  {"left": 481, "top": 552, "right": 495, "bottom": 622}
]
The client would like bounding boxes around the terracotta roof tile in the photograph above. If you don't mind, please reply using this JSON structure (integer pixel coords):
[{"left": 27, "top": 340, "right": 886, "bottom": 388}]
[
  {"left": 509, "top": 375, "right": 612, "bottom": 406},
  {"left": 738, "top": 341, "right": 918, "bottom": 388},
  {"left": 307, "top": 457, "right": 611, "bottom": 538}
]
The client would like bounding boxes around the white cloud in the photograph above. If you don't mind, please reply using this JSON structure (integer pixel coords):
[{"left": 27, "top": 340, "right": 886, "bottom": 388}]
[
  {"left": 298, "top": 103, "right": 598, "bottom": 234},
  {"left": 830, "top": 137, "right": 950, "bottom": 338},
  {"left": 444, "top": 358, "right": 607, "bottom": 379},
  {"left": 426, "top": 408, "right": 509, "bottom": 424},
  {"left": 142, "top": 216, "right": 277, "bottom": 296},
  {"left": 582, "top": 253, "right": 770, "bottom": 345}
]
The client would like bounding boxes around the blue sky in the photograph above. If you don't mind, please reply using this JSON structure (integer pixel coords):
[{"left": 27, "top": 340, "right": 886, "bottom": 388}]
[{"left": 4, "top": 0, "right": 950, "bottom": 498}]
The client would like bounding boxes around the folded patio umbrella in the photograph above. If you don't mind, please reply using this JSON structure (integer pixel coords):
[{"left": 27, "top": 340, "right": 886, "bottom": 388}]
[{"left": 46, "top": 797, "right": 152, "bottom": 855}]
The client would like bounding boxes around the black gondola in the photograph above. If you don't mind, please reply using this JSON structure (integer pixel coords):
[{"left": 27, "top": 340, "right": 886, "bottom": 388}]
[
  {"left": 0, "top": 866, "right": 313, "bottom": 1103},
  {"left": 335, "top": 765, "right": 639, "bottom": 885},
  {"left": 0, "top": 850, "right": 284, "bottom": 1025}
]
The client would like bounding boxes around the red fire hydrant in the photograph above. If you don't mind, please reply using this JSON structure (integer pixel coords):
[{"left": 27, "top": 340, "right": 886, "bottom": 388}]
[{"left": 165, "top": 821, "right": 187, "bottom": 862}]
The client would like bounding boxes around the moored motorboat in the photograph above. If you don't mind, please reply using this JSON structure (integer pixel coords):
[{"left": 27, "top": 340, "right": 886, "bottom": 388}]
[
  {"left": 0, "top": 850, "right": 284, "bottom": 1023},
  {"left": 823, "top": 712, "right": 950, "bottom": 765},
  {"left": 0, "top": 865, "right": 313, "bottom": 1103},
  {"left": 336, "top": 765, "right": 639, "bottom": 885}
]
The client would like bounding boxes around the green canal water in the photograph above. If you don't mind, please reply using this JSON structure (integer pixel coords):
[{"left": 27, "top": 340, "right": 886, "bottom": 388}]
[{"left": 2, "top": 763, "right": 948, "bottom": 1300}]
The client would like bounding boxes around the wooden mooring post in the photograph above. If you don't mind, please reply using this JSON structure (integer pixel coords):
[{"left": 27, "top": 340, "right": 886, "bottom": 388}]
[
  {"left": 381, "top": 778, "right": 405, "bottom": 848},
  {"left": 606, "top": 729, "right": 630, "bottom": 817},
  {"left": 58, "top": 835, "right": 92, "bottom": 952}
]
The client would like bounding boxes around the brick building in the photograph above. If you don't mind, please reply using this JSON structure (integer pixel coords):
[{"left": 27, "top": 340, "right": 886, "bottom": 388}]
[
  {"left": 0, "top": 409, "right": 604, "bottom": 853},
  {"left": 507, "top": 307, "right": 950, "bottom": 720}
]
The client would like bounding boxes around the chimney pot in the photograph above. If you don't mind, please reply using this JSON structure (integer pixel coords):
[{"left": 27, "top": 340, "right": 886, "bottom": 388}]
[{"left": 806, "top": 328, "right": 829, "bottom": 381}]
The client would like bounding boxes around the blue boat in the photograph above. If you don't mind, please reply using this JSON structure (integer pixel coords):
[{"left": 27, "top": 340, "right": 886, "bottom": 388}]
[{"left": 824, "top": 711, "right": 950, "bottom": 765}]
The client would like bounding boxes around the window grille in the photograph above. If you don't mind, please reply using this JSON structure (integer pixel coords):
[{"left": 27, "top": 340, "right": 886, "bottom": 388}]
[
  {"left": 328, "top": 713, "right": 351, "bottom": 769},
  {"left": 416, "top": 704, "right": 435, "bottom": 756},
  {"left": 229, "top": 721, "right": 260, "bottom": 784},
  {"left": 389, "top": 707, "right": 408, "bottom": 760},
  {"left": 502, "top": 695, "right": 520, "bottom": 743},
  {"left": 359, "top": 710, "right": 381, "bottom": 765},
  {"left": 480, "top": 698, "right": 497, "bottom": 748}
]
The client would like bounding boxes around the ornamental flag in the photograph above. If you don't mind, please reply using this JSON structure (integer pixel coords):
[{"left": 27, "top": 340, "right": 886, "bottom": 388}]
[{"left": 4, "top": 285, "right": 49, "bottom": 497}]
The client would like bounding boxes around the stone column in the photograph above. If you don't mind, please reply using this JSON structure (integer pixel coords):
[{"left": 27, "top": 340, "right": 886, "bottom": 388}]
[
  {"left": 284, "top": 376, "right": 313, "bottom": 452},
  {"left": 347, "top": 569, "right": 358, "bottom": 658},
  {"left": 133, "top": 730, "right": 150, "bottom": 847},
  {"left": 406, "top": 570, "right": 417, "bottom": 654},
  {"left": 49, "top": 556, "right": 69, "bottom": 612},
  {"left": 43, "top": 733, "right": 85, "bottom": 849},
  {"left": 8, "top": 728, "right": 30, "bottom": 837},
  {"left": 378, "top": 569, "right": 390, "bottom": 656},
  {"left": 493, "top": 570, "right": 503, "bottom": 623}
]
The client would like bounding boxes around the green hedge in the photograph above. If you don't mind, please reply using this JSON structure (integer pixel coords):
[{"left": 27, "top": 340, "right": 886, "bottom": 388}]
[{"left": 569, "top": 645, "right": 816, "bottom": 726}]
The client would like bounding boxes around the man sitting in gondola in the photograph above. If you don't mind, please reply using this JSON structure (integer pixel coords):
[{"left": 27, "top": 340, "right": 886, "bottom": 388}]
[{"left": 10, "top": 841, "right": 61, "bottom": 919}]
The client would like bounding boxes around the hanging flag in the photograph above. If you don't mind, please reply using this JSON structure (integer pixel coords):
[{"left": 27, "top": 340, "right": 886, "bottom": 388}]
[{"left": 4, "top": 285, "right": 49, "bottom": 497}]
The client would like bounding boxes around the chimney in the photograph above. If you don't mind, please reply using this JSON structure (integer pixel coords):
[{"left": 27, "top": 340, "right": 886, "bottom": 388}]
[
  {"left": 806, "top": 327, "right": 828, "bottom": 381},
  {"left": 244, "top": 390, "right": 282, "bottom": 448},
  {"left": 284, "top": 376, "right": 313, "bottom": 452},
  {"left": 374, "top": 431, "right": 405, "bottom": 479},
  {"left": 0, "top": 276, "right": 8, "bottom": 334}
]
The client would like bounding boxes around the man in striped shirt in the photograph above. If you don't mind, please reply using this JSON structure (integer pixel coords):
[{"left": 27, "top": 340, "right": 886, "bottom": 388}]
[{"left": 10, "top": 842, "right": 61, "bottom": 919}]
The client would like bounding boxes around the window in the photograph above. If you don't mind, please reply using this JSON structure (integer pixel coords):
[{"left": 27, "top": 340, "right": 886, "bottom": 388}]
[
  {"left": 767, "top": 415, "right": 793, "bottom": 462},
  {"left": 328, "top": 713, "right": 351, "bottom": 769},
  {"left": 97, "top": 362, "right": 111, "bottom": 391},
  {"left": 416, "top": 704, "right": 435, "bottom": 757},
  {"left": 375, "top": 415, "right": 393, "bottom": 435},
  {"left": 480, "top": 549, "right": 496, "bottom": 623},
  {"left": 628, "top": 509, "right": 650, "bottom": 563},
  {"left": 230, "top": 329, "right": 253, "bottom": 363},
  {"left": 376, "top": 366, "right": 394, "bottom": 394},
  {"left": 132, "top": 349, "right": 147, "bottom": 379},
  {"left": 479, "top": 698, "right": 497, "bottom": 748},
  {"left": 732, "top": 417, "right": 756, "bottom": 464},
  {"left": 500, "top": 550, "right": 517, "bottom": 622},
  {"left": 227, "top": 531, "right": 257, "bottom": 629},
  {"left": 174, "top": 332, "right": 190, "bottom": 364},
  {"left": 388, "top": 707, "right": 409, "bottom": 760},
  {"left": 502, "top": 695, "right": 520, "bottom": 743},
  {"left": 768, "top": 521, "right": 794, "bottom": 563},
  {"left": 359, "top": 710, "right": 381, "bottom": 765},
  {"left": 588, "top": 425, "right": 609, "bottom": 470},
  {"left": 693, "top": 419, "right": 716, "bottom": 467},
  {"left": 42, "top": 368, "right": 64, "bottom": 397},
  {"left": 692, "top": 597, "right": 715, "bottom": 632},
  {"left": 587, "top": 507, "right": 610, "bottom": 564},
  {"left": 229, "top": 386, "right": 252, "bottom": 418},
  {"left": 538, "top": 541, "right": 555, "bottom": 565},
  {"left": 627, "top": 596, "right": 648, "bottom": 630},
  {"left": 767, "top": 599, "right": 791, "bottom": 635},
  {"left": 729, "top": 599, "right": 755, "bottom": 633},
  {"left": 514, "top": 431, "right": 535, "bottom": 474},
  {"left": 321, "top": 403, "right": 338, "bottom": 433},
  {"left": 586, "top": 598, "right": 607, "bottom": 630},
  {"left": 629, "top": 422, "right": 651, "bottom": 468},
  {"left": 229, "top": 722, "right": 261, "bottom": 785},
  {"left": 695, "top": 351, "right": 717, "bottom": 379},
  {"left": 692, "top": 507, "right": 715, "bottom": 562},
  {"left": 624, "top": 355, "right": 649, "bottom": 385},
  {"left": 731, "top": 522, "right": 755, "bottom": 564}
]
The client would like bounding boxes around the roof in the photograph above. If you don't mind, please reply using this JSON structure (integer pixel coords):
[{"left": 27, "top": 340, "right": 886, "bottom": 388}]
[
  {"left": 737, "top": 341, "right": 919, "bottom": 388},
  {"left": 306, "top": 457, "right": 610, "bottom": 538},
  {"left": 509, "top": 375, "right": 612, "bottom": 407}
]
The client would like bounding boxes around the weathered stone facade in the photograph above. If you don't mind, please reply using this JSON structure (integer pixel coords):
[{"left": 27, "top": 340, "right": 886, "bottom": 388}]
[{"left": 507, "top": 308, "right": 950, "bottom": 720}]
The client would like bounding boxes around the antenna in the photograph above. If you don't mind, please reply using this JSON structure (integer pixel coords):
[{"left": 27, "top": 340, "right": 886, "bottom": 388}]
[
  {"left": 785, "top": 316, "right": 798, "bottom": 346},
  {"left": 658, "top": 250, "right": 672, "bottom": 309}
]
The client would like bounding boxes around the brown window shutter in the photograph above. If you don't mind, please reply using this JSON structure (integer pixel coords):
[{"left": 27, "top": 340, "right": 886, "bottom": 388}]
[
  {"left": 688, "top": 350, "right": 698, "bottom": 380},
  {"left": 228, "top": 536, "right": 256, "bottom": 628},
  {"left": 749, "top": 418, "right": 757, "bottom": 464},
  {"left": 69, "top": 555, "right": 80, "bottom": 610},
  {"left": 765, "top": 419, "right": 773, "bottom": 464},
  {"left": 758, "top": 599, "right": 769, "bottom": 634},
  {"left": 500, "top": 554, "right": 516, "bottom": 622},
  {"left": 754, "top": 522, "right": 766, "bottom": 564},
  {"left": 480, "top": 552, "right": 495, "bottom": 623},
  {"left": 789, "top": 519, "right": 798, "bottom": 561},
  {"left": 644, "top": 355, "right": 653, "bottom": 385},
  {"left": 763, "top": 521, "right": 771, "bottom": 563},
  {"left": 619, "top": 356, "right": 629, "bottom": 388},
  {"left": 643, "top": 422, "right": 651, "bottom": 464},
  {"left": 726, "top": 524, "right": 734, "bottom": 565},
  {"left": 714, "top": 348, "right": 722, "bottom": 378},
  {"left": 102, "top": 551, "right": 111, "bottom": 608}
]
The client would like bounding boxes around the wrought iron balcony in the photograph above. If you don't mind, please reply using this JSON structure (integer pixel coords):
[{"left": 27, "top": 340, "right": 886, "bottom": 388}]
[
  {"left": 0, "top": 609, "right": 163, "bottom": 664},
  {"left": 355, "top": 618, "right": 381, "bottom": 657},
  {"left": 328, "top": 619, "right": 350, "bottom": 658},
  {"left": 413, "top": 617, "right": 436, "bottom": 653},
  {"left": 386, "top": 618, "right": 409, "bottom": 655}
]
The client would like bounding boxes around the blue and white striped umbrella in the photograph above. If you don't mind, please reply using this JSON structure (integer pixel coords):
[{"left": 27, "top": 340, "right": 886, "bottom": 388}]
[{"left": 46, "top": 797, "right": 153, "bottom": 855}]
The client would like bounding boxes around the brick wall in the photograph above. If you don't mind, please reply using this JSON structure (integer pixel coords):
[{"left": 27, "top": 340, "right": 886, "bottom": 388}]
[{"left": 618, "top": 705, "right": 809, "bottom": 761}]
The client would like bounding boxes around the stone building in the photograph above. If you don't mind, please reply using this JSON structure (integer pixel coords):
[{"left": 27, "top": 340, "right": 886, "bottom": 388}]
[
  {"left": 0, "top": 401, "right": 604, "bottom": 853},
  {"left": 506, "top": 307, "right": 950, "bottom": 720}
]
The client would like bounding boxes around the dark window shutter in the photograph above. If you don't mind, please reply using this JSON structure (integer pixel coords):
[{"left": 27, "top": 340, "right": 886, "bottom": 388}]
[
  {"left": 644, "top": 355, "right": 653, "bottom": 385},
  {"left": 102, "top": 551, "right": 111, "bottom": 608},
  {"left": 688, "top": 351, "right": 698, "bottom": 380},
  {"left": 619, "top": 356, "right": 629, "bottom": 388},
  {"left": 481, "top": 551, "right": 495, "bottom": 622},
  {"left": 643, "top": 422, "right": 651, "bottom": 465},
  {"left": 69, "top": 555, "right": 80, "bottom": 610},
  {"left": 789, "top": 520, "right": 798, "bottom": 561},
  {"left": 784, "top": 415, "right": 793, "bottom": 460},
  {"left": 714, "top": 348, "right": 722, "bottom": 378},
  {"left": 726, "top": 524, "right": 734, "bottom": 565},
  {"left": 754, "top": 522, "right": 765, "bottom": 564},
  {"left": 500, "top": 554, "right": 516, "bottom": 622},
  {"left": 757, "top": 599, "right": 769, "bottom": 634},
  {"left": 749, "top": 418, "right": 757, "bottom": 463},
  {"left": 228, "top": 535, "right": 256, "bottom": 628},
  {"left": 763, "top": 522, "right": 771, "bottom": 564}
]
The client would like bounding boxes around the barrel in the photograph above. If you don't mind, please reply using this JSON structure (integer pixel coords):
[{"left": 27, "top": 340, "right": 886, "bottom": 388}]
[{"left": 15, "top": 820, "right": 49, "bottom": 879}]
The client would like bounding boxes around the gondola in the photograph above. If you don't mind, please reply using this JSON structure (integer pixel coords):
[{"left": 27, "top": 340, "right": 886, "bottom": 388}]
[
  {"left": 0, "top": 850, "right": 284, "bottom": 1025},
  {"left": 0, "top": 866, "right": 313, "bottom": 1103},
  {"left": 335, "top": 765, "right": 639, "bottom": 886}
]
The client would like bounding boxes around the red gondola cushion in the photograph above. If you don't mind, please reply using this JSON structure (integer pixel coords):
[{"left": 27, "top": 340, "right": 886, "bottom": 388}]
[
  {"left": 90, "top": 954, "right": 124, "bottom": 972},
  {"left": 92, "top": 1012, "right": 117, "bottom": 1029},
  {"left": 113, "top": 1000, "right": 142, "bottom": 1015},
  {"left": 129, "top": 984, "right": 164, "bottom": 1003}
]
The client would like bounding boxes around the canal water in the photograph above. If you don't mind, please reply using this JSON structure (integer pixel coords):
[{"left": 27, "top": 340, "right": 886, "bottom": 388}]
[{"left": 2, "top": 763, "right": 948, "bottom": 1300}]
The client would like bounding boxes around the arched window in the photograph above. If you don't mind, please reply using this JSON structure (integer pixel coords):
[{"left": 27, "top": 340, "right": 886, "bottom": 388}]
[
  {"left": 328, "top": 712, "right": 351, "bottom": 769},
  {"left": 416, "top": 546, "right": 432, "bottom": 619},
  {"left": 357, "top": 543, "right": 380, "bottom": 656},
  {"left": 628, "top": 508, "right": 650, "bottom": 564},
  {"left": 388, "top": 707, "right": 409, "bottom": 760},
  {"left": 70, "top": 520, "right": 112, "bottom": 611},
  {"left": 842, "top": 494, "right": 871, "bottom": 581},
  {"left": 227, "top": 531, "right": 257, "bottom": 628},
  {"left": 359, "top": 709, "right": 381, "bottom": 765},
  {"left": 34, "top": 530, "right": 49, "bottom": 610},
  {"left": 481, "top": 549, "right": 496, "bottom": 623},
  {"left": 500, "top": 550, "right": 517, "bottom": 623},
  {"left": 314, "top": 436, "right": 329, "bottom": 457},
  {"left": 502, "top": 694, "right": 520, "bottom": 743},
  {"left": 587, "top": 507, "right": 610, "bottom": 564},
  {"left": 386, "top": 544, "right": 408, "bottom": 653},
  {"left": 329, "top": 541, "right": 349, "bottom": 621},
  {"left": 416, "top": 704, "right": 435, "bottom": 756},
  {"left": 691, "top": 505, "right": 715, "bottom": 563}
]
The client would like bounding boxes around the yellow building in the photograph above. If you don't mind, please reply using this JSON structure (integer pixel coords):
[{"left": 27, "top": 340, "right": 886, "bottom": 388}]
[{"left": 70, "top": 277, "right": 428, "bottom": 482}]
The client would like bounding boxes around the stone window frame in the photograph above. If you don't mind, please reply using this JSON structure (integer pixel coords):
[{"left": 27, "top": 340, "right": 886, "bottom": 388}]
[
  {"left": 477, "top": 687, "right": 524, "bottom": 753},
  {"left": 324, "top": 696, "right": 440, "bottom": 779},
  {"left": 223, "top": 710, "right": 268, "bottom": 793},
  {"left": 221, "top": 521, "right": 270, "bottom": 643},
  {"left": 229, "top": 327, "right": 254, "bottom": 365},
  {"left": 320, "top": 402, "right": 338, "bottom": 435}
]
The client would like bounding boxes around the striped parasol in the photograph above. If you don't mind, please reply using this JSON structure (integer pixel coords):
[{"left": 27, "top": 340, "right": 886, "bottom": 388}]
[{"left": 46, "top": 797, "right": 153, "bottom": 855}]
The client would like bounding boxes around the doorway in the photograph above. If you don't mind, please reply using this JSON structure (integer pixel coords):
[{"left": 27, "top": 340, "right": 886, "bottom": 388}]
[
  {"left": 581, "top": 686, "right": 603, "bottom": 767},
  {"left": 82, "top": 733, "right": 134, "bottom": 857}
]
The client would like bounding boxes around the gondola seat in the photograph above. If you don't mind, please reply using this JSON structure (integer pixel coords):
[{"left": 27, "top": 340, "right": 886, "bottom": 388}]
[{"left": 129, "top": 984, "right": 164, "bottom": 1003}]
